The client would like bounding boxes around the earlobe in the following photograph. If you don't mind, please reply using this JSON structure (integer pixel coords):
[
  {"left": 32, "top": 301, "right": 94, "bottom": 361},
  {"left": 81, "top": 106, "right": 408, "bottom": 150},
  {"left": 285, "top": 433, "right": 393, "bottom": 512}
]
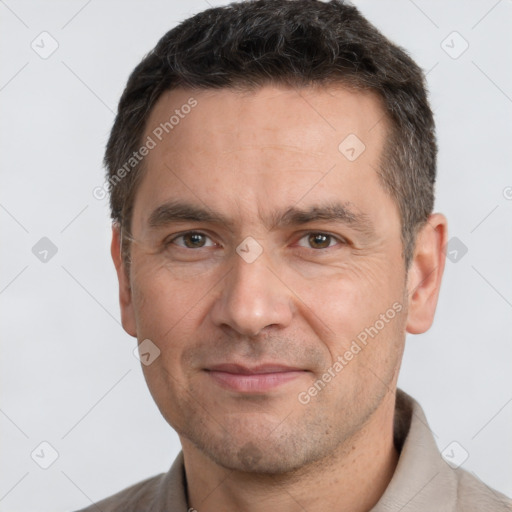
[
  {"left": 405, "top": 213, "right": 448, "bottom": 335},
  {"left": 111, "top": 224, "right": 138, "bottom": 337}
]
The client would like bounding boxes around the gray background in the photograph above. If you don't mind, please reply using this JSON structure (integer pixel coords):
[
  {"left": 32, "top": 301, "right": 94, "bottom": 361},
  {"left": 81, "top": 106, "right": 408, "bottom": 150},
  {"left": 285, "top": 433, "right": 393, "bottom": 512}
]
[{"left": 1, "top": 0, "right": 511, "bottom": 510}]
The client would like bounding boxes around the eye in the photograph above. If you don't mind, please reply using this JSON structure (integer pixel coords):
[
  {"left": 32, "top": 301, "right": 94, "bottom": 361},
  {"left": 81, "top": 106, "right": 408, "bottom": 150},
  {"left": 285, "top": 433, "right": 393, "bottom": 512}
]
[
  {"left": 297, "top": 232, "right": 343, "bottom": 250},
  {"left": 169, "top": 232, "right": 216, "bottom": 249}
]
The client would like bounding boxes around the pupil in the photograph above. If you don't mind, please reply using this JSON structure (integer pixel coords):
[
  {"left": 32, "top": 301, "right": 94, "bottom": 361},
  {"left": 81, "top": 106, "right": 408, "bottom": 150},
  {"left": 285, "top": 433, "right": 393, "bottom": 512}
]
[
  {"left": 185, "top": 233, "right": 204, "bottom": 247},
  {"left": 310, "top": 234, "right": 329, "bottom": 248}
]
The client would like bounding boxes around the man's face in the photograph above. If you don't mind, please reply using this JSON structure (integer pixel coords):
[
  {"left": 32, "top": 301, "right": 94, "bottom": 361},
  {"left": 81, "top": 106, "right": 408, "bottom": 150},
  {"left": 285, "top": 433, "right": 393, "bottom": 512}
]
[{"left": 121, "top": 85, "right": 410, "bottom": 473}]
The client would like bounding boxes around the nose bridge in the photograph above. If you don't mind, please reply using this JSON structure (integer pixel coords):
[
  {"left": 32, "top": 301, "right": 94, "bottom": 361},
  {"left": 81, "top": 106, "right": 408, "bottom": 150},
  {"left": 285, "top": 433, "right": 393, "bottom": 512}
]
[{"left": 211, "top": 249, "right": 293, "bottom": 336}]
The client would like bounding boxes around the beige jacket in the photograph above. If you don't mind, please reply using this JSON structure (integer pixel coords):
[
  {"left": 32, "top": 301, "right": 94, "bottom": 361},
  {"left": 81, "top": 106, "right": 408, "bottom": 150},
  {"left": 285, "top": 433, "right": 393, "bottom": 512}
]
[{"left": 75, "top": 390, "right": 512, "bottom": 511}]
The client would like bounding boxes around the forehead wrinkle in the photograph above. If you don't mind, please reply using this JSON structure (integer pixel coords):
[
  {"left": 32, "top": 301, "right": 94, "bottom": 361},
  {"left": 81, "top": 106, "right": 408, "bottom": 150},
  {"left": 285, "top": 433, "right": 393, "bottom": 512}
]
[{"left": 215, "top": 144, "right": 329, "bottom": 156}]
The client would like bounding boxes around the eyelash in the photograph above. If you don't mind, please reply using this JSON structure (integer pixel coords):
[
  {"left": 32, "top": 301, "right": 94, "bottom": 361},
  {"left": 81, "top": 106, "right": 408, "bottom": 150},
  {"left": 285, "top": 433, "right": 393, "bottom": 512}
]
[{"left": 165, "top": 231, "right": 347, "bottom": 251}]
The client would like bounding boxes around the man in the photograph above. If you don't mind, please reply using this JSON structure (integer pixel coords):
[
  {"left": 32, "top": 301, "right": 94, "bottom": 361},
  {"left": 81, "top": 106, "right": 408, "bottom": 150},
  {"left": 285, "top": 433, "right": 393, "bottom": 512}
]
[{"left": 78, "top": 0, "right": 511, "bottom": 510}]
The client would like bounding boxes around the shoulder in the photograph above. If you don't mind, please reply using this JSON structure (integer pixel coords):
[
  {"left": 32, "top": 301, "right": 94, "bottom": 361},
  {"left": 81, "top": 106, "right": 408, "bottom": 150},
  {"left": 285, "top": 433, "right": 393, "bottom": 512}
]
[
  {"left": 73, "top": 473, "right": 165, "bottom": 512},
  {"left": 388, "top": 390, "right": 512, "bottom": 511},
  {"left": 453, "top": 467, "right": 512, "bottom": 511}
]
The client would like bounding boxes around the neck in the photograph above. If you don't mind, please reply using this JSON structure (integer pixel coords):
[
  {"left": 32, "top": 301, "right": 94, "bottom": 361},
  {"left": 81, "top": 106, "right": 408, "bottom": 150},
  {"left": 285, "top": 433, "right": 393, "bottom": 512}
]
[{"left": 182, "top": 392, "right": 399, "bottom": 512}]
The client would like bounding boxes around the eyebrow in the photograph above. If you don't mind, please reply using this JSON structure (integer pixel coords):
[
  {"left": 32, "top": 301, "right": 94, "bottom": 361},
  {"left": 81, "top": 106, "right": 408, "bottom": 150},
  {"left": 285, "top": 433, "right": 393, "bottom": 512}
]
[
  {"left": 271, "top": 203, "right": 375, "bottom": 238},
  {"left": 147, "top": 200, "right": 375, "bottom": 237},
  {"left": 148, "top": 201, "right": 231, "bottom": 228}
]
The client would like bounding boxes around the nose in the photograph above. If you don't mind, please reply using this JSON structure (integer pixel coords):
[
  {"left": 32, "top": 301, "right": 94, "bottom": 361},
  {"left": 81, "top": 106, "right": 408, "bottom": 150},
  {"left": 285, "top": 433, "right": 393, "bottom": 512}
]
[{"left": 209, "top": 249, "right": 294, "bottom": 337}]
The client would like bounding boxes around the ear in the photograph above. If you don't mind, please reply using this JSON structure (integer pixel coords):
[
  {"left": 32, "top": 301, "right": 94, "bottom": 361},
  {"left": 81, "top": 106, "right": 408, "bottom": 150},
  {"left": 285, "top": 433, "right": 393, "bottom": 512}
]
[
  {"left": 111, "top": 224, "right": 137, "bottom": 337},
  {"left": 406, "top": 213, "right": 448, "bottom": 334}
]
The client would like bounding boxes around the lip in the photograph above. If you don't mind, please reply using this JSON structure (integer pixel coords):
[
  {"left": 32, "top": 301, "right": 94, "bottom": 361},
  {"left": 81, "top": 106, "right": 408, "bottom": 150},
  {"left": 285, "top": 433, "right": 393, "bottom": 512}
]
[{"left": 205, "top": 364, "right": 307, "bottom": 393}]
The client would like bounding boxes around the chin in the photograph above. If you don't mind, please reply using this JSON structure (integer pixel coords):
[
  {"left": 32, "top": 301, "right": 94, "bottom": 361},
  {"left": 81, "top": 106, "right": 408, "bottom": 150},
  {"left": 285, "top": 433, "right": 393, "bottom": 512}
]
[
  {"left": 184, "top": 416, "right": 331, "bottom": 475},
  {"left": 208, "top": 438, "right": 309, "bottom": 475}
]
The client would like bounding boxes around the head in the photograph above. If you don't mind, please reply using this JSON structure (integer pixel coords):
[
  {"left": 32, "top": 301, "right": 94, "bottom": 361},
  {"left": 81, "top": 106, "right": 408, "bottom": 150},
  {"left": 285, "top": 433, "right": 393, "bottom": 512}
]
[{"left": 108, "top": 0, "right": 447, "bottom": 474}]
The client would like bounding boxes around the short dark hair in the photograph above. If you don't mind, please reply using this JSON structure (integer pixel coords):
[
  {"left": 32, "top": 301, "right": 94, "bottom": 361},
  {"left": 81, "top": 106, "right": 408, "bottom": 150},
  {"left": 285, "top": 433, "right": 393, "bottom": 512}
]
[{"left": 105, "top": 0, "right": 436, "bottom": 267}]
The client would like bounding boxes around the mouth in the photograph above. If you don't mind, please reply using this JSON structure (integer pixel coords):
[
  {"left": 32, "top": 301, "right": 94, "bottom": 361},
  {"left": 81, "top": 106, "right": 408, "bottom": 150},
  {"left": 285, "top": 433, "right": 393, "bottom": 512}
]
[{"left": 204, "top": 363, "right": 308, "bottom": 393}]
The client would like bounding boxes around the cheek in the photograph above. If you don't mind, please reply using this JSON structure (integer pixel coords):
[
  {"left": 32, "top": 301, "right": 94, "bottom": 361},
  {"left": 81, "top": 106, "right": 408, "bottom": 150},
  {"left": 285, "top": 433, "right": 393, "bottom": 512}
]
[
  {"left": 287, "top": 255, "right": 406, "bottom": 360},
  {"left": 132, "top": 265, "right": 205, "bottom": 406},
  {"left": 130, "top": 258, "right": 211, "bottom": 343},
  {"left": 299, "top": 256, "right": 401, "bottom": 320},
  {"left": 303, "top": 271, "right": 406, "bottom": 394}
]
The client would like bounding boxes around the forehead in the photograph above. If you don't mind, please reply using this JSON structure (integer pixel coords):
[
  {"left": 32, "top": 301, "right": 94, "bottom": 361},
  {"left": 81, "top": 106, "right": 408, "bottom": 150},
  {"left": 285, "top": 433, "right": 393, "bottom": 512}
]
[
  {"left": 145, "top": 83, "right": 387, "bottom": 155},
  {"left": 133, "top": 84, "right": 395, "bottom": 232}
]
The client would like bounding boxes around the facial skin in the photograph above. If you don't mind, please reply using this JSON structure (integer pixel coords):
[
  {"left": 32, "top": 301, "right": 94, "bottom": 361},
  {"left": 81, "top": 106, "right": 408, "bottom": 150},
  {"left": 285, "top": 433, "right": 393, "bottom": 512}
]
[{"left": 111, "top": 85, "right": 447, "bottom": 512}]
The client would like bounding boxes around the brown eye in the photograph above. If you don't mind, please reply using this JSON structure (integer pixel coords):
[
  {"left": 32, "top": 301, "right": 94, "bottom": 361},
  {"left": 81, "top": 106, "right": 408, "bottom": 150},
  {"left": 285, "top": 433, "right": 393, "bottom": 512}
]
[
  {"left": 171, "top": 232, "right": 215, "bottom": 249},
  {"left": 296, "top": 232, "right": 345, "bottom": 250},
  {"left": 308, "top": 233, "right": 333, "bottom": 249},
  {"left": 183, "top": 233, "right": 206, "bottom": 248}
]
